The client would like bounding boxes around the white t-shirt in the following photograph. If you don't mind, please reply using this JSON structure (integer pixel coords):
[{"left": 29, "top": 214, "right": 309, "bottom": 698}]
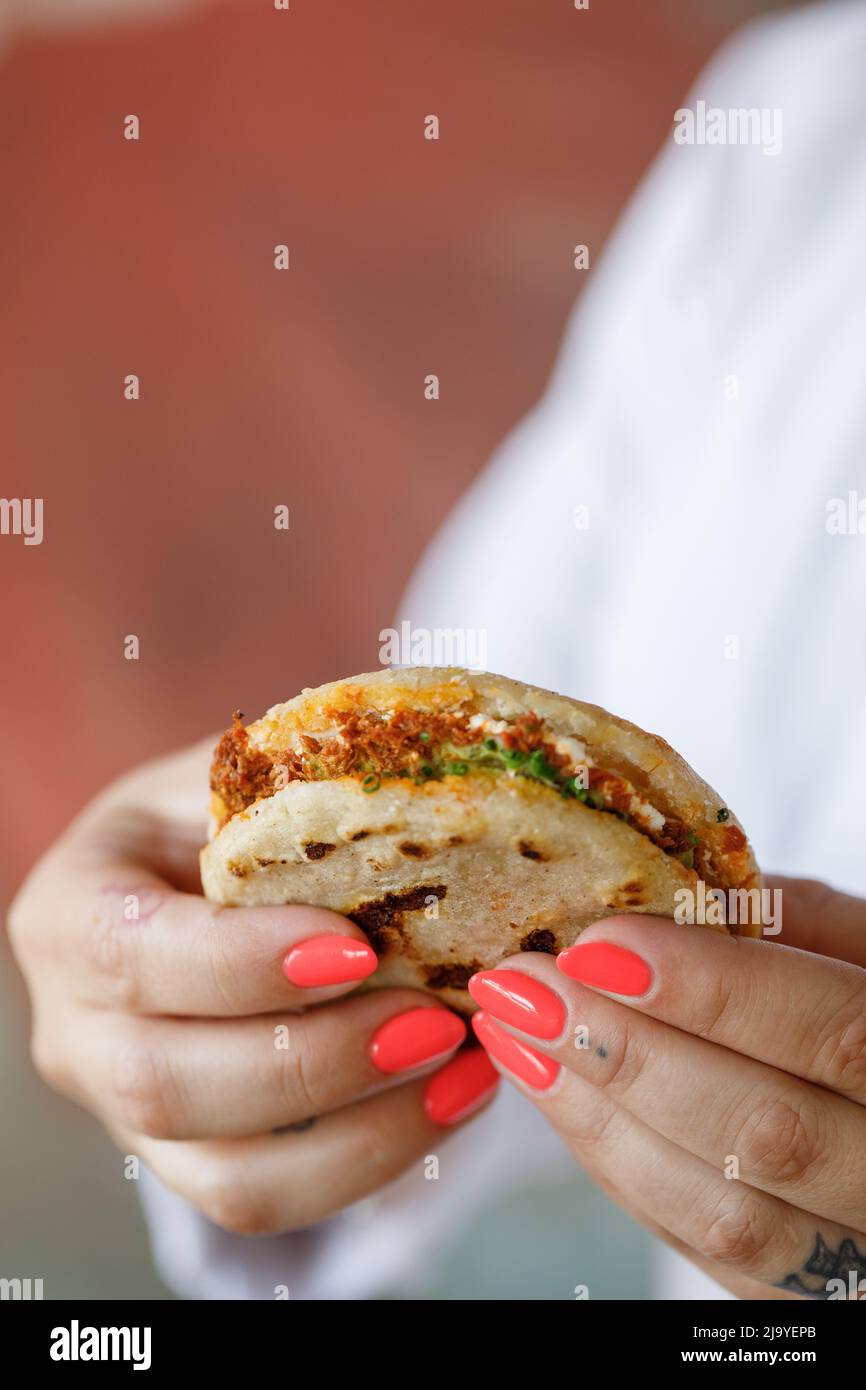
[{"left": 141, "top": 0, "right": 866, "bottom": 1299}]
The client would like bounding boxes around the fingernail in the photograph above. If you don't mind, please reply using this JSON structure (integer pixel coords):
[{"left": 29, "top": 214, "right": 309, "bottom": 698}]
[
  {"left": 556, "top": 940, "right": 652, "bottom": 996},
  {"left": 472, "top": 1012, "right": 560, "bottom": 1091},
  {"left": 423, "top": 1047, "right": 499, "bottom": 1126},
  {"left": 282, "top": 935, "right": 378, "bottom": 988},
  {"left": 370, "top": 1008, "right": 467, "bottom": 1074},
  {"left": 468, "top": 968, "right": 566, "bottom": 1040}
]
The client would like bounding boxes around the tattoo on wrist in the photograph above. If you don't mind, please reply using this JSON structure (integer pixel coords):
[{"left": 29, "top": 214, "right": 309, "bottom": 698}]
[{"left": 776, "top": 1234, "right": 866, "bottom": 1299}]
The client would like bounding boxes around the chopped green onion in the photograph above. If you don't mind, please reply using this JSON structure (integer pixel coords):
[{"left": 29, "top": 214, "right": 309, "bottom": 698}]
[
  {"left": 502, "top": 748, "right": 528, "bottom": 768},
  {"left": 419, "top": 731, "right": 430, "bottom": 742},
  {"left": 484, "top": 737, "right": 498, "bottom": 751},
  {"left": 362, "top": 773, "right": 380, "bottom": 793},
  {"left": 448, "top": 761, "right": 468, "bottom": 776},
  {"left": 526, "top": 749, "right": 558, "bottom": 782}
]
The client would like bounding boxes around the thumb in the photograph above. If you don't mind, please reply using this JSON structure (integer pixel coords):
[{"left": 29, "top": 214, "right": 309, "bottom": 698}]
[{"left": 765, "top": 875, "right": 866, "bottom": 968}]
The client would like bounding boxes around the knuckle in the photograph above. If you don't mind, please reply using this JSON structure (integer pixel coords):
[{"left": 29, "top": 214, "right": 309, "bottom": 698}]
[
  {"left": 195, "top": 1161, "right": 278, "bottom": 1236},
  {"left": 278, "top": 1030, "right": 322, "bottom": 1119},
  {"left": 565, "top": 1090, "right": 623, "bottom": 1149},
  {"left": 30, "top": 1026, "right": 69, "bottom": 1094},
  {"left": 111, "top": 1035, "right": 179, "bottom": 1139},
  {"left": 596, "top": 1019, "right": 648, "bottom": 1096},
  {"left": 349, "top": 1113, "right": 392, "bottom": 1181},
  {"left": 733, "top": 1094, "right": 824, "bottom": 1187},
  {"left": 6, "top": 890, "right": 30, "bottom": 955},
  {"left": 690, "top": 971, "right": 738, "bottom": 1040},
  {"left": 700, "top": 1189, "right": 775, "bottom": 1271},
  {"left": 7, "top": 878, "right": 46, "bottom": 966},
  {"left": 88, "top": 913, "right": 143, "bottom": 1013},
  {"left": 205, "top": 917, "right": 251, "bottom": 1014},
  {"left": 814, "top": 1008, "right": 866, "bottom": 1097}
]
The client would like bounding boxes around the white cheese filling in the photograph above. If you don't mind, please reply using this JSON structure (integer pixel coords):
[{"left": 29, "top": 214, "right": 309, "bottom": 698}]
[{"left": 263, "top": 713, "right": 670, "bottom": 841}]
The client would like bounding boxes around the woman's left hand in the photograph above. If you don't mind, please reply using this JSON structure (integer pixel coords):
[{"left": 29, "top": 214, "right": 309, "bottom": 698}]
[{"left": 468, "top": 877, "right": 866, "bottom": 1300}]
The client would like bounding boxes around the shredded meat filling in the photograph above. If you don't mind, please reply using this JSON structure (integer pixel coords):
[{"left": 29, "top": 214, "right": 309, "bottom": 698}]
[
  {"left": 210, "top": 712, "right": 275, "bottom": 820},
  {"left": 210, "top": 706, "right": 697, "bottom": 862}
]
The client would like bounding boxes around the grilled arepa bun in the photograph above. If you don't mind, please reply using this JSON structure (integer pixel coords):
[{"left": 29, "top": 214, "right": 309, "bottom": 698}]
[{"left": 201, "top": 668, "right": 763, "bottom": 1011}]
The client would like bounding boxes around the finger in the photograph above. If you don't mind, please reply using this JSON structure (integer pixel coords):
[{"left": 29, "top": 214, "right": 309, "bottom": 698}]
[
  {"left": 18, "top": 740, "right": 381, "bottom": 1014},
  {"left": 116, "top": 1052, "right": 499, "bottom": 1234},
  {"left": 765, "top": 876, "right": 866, "bottom": 968},
  {"left": 472, "top": 955, "right": 866, "bottom": 1231},
  {"left": 510, "top": 1080, "right": 812, "bottom": 1303},
  {"left": 79, "top": 991, "right": 467, "bottom": 1139},
  {"left": 552, "top": 915, "right": 866, "bottom": 1103},
  {"left": 475, "top": 1041, "right": 866, "bottom": 1298},
  {"left": 63, "top": 738, "right": 217, "bottom": 893},
  {"left": 30, "top": 862, "right": 379, "bottom": 1014}
]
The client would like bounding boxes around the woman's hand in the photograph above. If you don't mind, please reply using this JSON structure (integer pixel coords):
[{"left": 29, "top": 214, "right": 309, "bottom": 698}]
[
  {"left": 467, "top": 878, "right": 866, "bottom": 1300},
  {"left": 8, "top": 740, "right": 497, "bottom": 1235}
]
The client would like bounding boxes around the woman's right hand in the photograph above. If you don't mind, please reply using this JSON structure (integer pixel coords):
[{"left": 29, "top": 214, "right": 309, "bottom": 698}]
[{"left": 8, "top": 739, "right": 497, "bottom": 1234}]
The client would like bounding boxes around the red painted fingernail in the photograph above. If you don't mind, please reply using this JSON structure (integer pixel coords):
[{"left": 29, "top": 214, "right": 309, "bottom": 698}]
[
  {"left": 468, "top": 968, "right": 566, "bottom": 1040},
  {"left": 282, "top": 935, "right": 378, "bottom": 988},
  {"left": 369, "top": 1008, "right": 467, "bottom": 1074},
  {"left": 556, "top": 940, "right": 652, "bottom": 996},
  {"left": 472, "top": 1012, "right": 560, "bottom": 1091},
  {"left": 423, "top": 1048, "right": 499, "bottom": 1126}
]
